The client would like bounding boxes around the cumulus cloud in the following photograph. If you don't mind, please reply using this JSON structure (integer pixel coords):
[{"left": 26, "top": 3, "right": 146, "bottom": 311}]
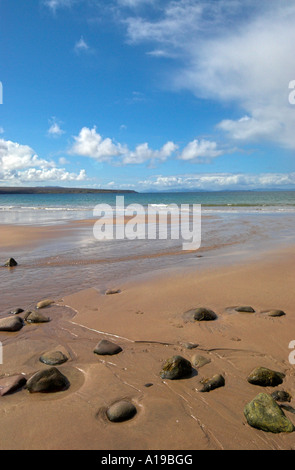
[
  {"left": 69, "top": 126, "right": 178, "bottom": 165},
  {"left": 48, "top": 118, "right": 65, "bottom": 137},
  {"left": 122, "top": 0, "right": 295, "bottom": 149},
  {"left": 139, "top": 172, "right": 295, "bottom": 191},
  {"left": 0, "top": 138, "right": 87, "bottom": 183},
  {"left": 179, "top": 139, "right": 224, "bottom": 162},
  {"left": 69, "top": 127, "right": 125, "bottom": 162}
]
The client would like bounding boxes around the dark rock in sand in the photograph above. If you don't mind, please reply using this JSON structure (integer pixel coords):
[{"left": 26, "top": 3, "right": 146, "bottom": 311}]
[
  {"left": 9, "top": 308, "right": 24, "bottom": 315},
  {"left": 199, "top": 374, "right": 225, "bottom": 392},
  {"left": 266, "top": 309, "right": 286, "bottom": 317},
  {"left": 244, "top": 393, "right": 294, "bottom": 433},
  {"left": 183, "top": 307, "right": 217, "bottom": 322},
  {"left": 247, "top": 367, "right": 285, "bottom": 387},
  {"left": 105, "top": 289, "right": 121, "bottom": 295},
  {"left": 0, "top": 316, "right": 24, "bottom": 332},
  {"left": 94, "top": 339, "right": 122, "bottom": 356},
  {"left": 4, "top": 258, "right": 18, "bottom": 267},
  {"left": 271, "top": 390, "right": 292, "bottom": 403},
  {"left": 235, "top": 306, "right": 255, "bottom": 313},
  {"left": 26, "top": 367, "right": 70, "bottom": 393},
  {"left": 0, "top": 374, "right": 27, "bottom": 396},
  {"left": 192, "top": 354, "right": 211, "bottom": 369},
  {"left": 106, "top": 400, "right": 137, "bottom": 422},
  {"left": 39, "top": 350, "right": 69, "bottom": 366},
  {"left": 24, "top": 310, "right": 50, "bottom": 324},
  {"left": 36, "top": 299, "right": 55, "bottom": 309},
  {"left": 144, "top": 383, "right": 153, "bottom": 388},
  {"left": 160, "top": 355, "right": 192, "bottom": 380}
]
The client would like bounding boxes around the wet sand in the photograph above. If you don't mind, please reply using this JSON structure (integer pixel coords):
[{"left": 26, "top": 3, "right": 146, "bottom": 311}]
[{"left": 0, "top": 224, "right": 295, "bottom": 450}]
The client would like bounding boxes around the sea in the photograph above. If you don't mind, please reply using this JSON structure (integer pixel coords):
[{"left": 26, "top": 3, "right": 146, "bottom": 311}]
[{"left": 0, "top": 190, "right": 294, "bottom": 310}]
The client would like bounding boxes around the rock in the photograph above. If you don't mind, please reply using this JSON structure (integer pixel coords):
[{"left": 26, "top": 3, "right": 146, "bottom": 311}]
[
  {"left": 26, "top": 367, "right": 70, "bottom": 393},
  {"left": 244, "top": 393, "right": 294, "bottom": 433},
  {"left": 271, "top": 390, "right": 292, "bottom": 403},
  {"left": 183, "top": 307, "right": 217, "bottom": 322},
  {"left": 160, "top": 355, "right": 192, "bottom": 380},
  {"left": 0, "top": 374, "right": 27, "bottom": 396},
  {"left": 106, "top": 400, "right": 137, "bottom": 422},
  {"left": 0, "top": 316, "right": 24, "bottom": 332},
  {"left": 94, "top": 339, "right": 122, "bottom": 356},
  {"left": 144, "top": 383, "right": 153, "bottom": 388},
  {"left": 181, "top": 342, "right": 199, "bottom": 350},
  {"left": 36, "top": 299, "right": 55, "bottom": 309},
  {"left": 39, "top": 350, "right": 68, "bottom": 366},
  {"left": 4, "top": 258, "right": 18, "bottom": 267},
  {"left": 105, "top": 289, "right": 121, "bottom": 295},
  {"left": 199, "top": 374, "right": 225, "bottom": 392},
  {"left": 191, "top": 354, "right": 211, "bottom": 369},
  {"left": 9, "top": 308, "right": 24, "bottom": 315},
  {"left": 247, "top": 367, "right": 285, "bottom": 387},
  {"left": 266, "top": 310, "right": 286, "bottom": 317},
  {"left": 24, "top": 310, "right": 50, "bottom": 324},
  {"left": 235, "top": 306, "right": 255, "bottom": 313}
]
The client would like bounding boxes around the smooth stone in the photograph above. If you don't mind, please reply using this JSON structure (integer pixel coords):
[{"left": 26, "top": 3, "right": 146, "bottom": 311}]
[
  {"left": 105, "top": 289, "right": 121, "bottom": 295},
  {"left": 235, "top": 306, "right": 255, "bottom": 313},
  {"left": 0, "top": 374, "right": 27, "bottom": 396},
  {"left": 266, "top": 310, "right": 286, "bottom": 317},
  {"left": 0, "top": 316, "right": 24, "bottom": 332},
  {"left": 271, "top": 390, "right": 292, "bottom": 403},
  {"left": 9, "top": 308, "right": 24, "bottom": 315},
  {"left": 39, "top": 350, "right": 68, "bottom": 366},
  {"left": 24, "top": 311, "right": 50, "bottom": 323},
  {"left": 94, "top": 339, "right": 122, "bottom": 356},
  {"left": 4, "top": 258, "right": 18, "bottom": 267},
  {"left": 191, "top": 354, "right": 211, "bottom": 369},
  {"left": 106, "top": 400, "right": 137, "bottom": 422},
  {"left": 160, "top": 355, "right": 192, "bottom": 380},
  {"left": 36, "top": 299, "right": 55, "bottom": 309},
  {"left": 199, "top": 374, "right": 225, "bottom": 392},
  {"left": 26, "top": 367, "right": 70, "bottom": 393},
  {"left": 247, "top": 367, "right": 285, "bottom": 387},
  {"left": 244, "top": 393, "right": 294, "bottom": 433},
  {"left": 181, "top": 342, "right": 199, "bottom": 350},
  {"left": 183, "top": 307, "right": 217, "bottom": 322},
  {"left": 144, "top": 383, "right": 153, "bottom": 388}
]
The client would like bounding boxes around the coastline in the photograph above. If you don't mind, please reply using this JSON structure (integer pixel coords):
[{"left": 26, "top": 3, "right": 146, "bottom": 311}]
[{"left": 0, "top": 218, "right": 295, "bottom": 449}]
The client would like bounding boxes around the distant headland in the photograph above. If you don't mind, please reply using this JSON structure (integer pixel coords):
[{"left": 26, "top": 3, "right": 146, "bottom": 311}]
[{"left": 0, "top": 187, "right": 137, "bottom": 195}]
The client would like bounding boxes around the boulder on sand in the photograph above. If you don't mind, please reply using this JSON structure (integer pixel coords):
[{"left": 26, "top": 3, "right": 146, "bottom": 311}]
[
  {"left": 160, "top": 355, "right": 192, "bottom": 380},
  {"left": 26, "top": 367, "right": 70, "bottom": 393},
  {"left": 244, "top": 393, "right": 294, "bottom": 433},
  {"left": 0, "top": 316, "right": 24, "bottom": 332}
]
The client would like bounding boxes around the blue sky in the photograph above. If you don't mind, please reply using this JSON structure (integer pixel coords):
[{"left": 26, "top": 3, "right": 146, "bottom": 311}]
[{"left": 1, "top": 0, "right": 295, "bottom": 191}]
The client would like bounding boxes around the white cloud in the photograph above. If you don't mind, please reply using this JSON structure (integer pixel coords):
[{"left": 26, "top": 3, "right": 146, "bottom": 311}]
[
  {"left": 43, "top": 0, "right": 76, "bottom": 13},
  {"left": 69, "top": 127, "right": 125, "bottom": 162},
  {"left": 139, "top": 172, "right": 295, "bottom": 191},
  {"left": 69, "top": 126, "right": 178, "bottom": 165},
  {"left": 179, "top": 139, "right": 224, "bottom": 162},
  {"left": 74, "top": 36, "right": 90, "bottom": 54},
  {"left": 122, "top": 0, "right": 295, "bottom": 149},
  {"left": 48, "top": 118, "right": 65, "bottom": 137},
  {"left": 122, "top": 141, "right": 177, "bottom": 164},
  {"left": 0, "top": 138, "right": 87, "bottom": 183},
  {"left": 0, "top": 127, "right": 4, "bottom": 134}
]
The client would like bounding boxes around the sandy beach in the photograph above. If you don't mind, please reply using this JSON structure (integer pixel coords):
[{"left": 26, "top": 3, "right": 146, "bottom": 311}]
[{"left": 0, "top": 220, "right": 295, "bottom": 450}]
